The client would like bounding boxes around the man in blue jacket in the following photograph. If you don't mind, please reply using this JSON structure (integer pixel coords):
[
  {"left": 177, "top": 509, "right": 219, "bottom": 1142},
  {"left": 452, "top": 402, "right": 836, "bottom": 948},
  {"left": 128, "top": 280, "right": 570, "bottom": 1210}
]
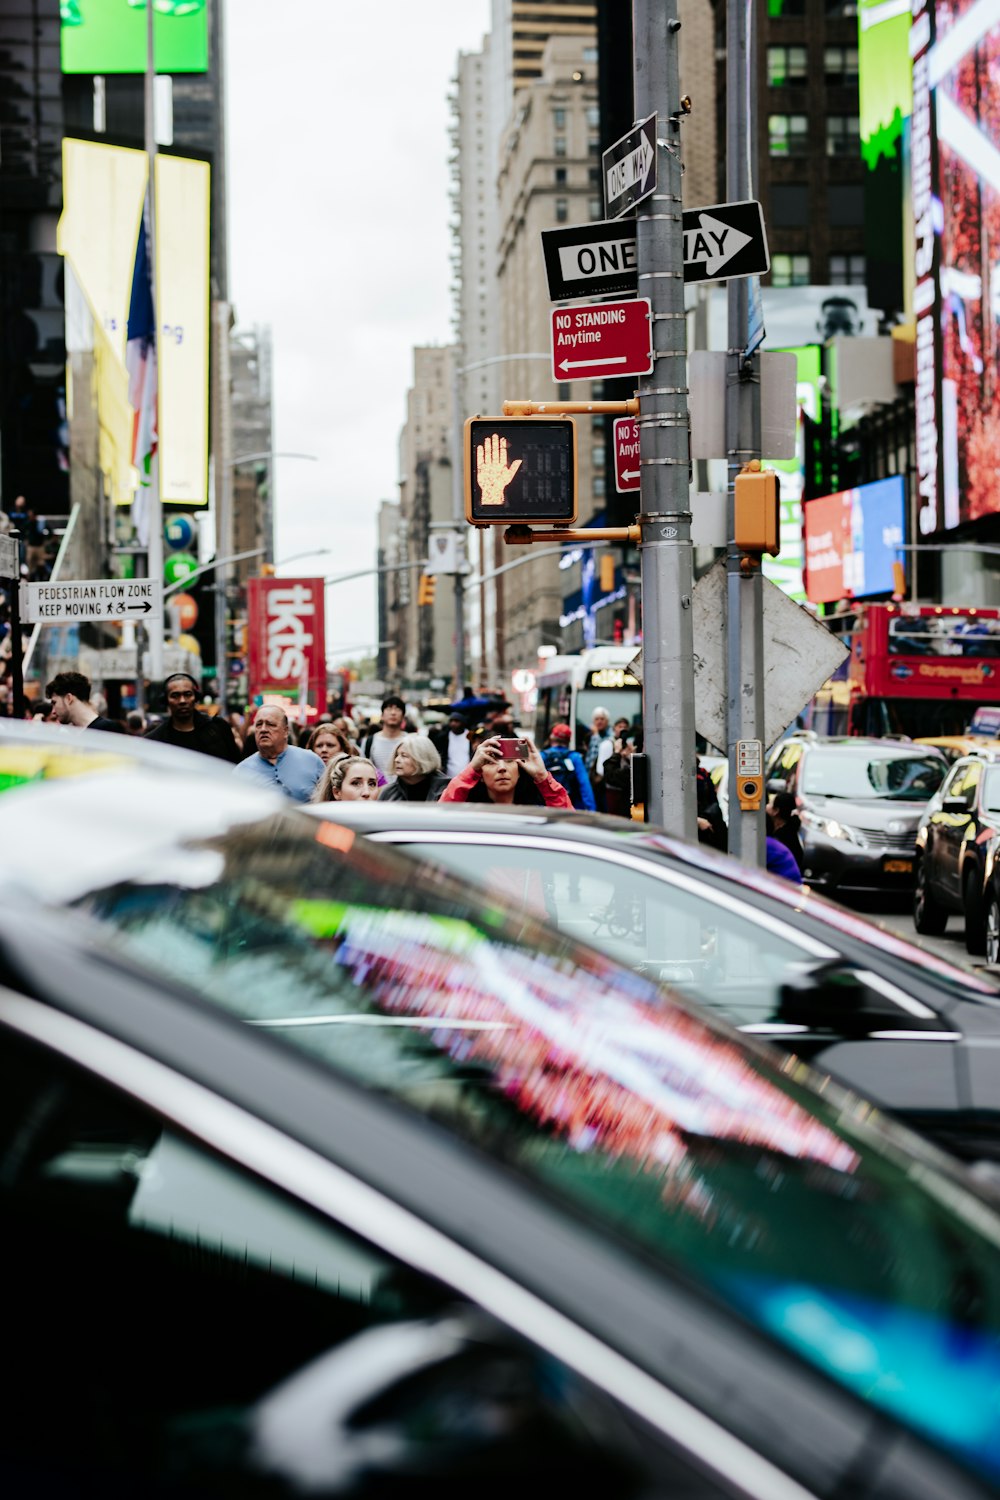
[{"left": 540, "top": 723, "right": 596, "bottom": 811}]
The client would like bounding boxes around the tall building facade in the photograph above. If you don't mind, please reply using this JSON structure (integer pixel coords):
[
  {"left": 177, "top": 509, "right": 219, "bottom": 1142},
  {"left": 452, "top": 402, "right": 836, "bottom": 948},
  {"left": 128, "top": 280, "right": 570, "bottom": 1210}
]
[{"left": 387, "top": 346, "right": 456, "bottom": 690}]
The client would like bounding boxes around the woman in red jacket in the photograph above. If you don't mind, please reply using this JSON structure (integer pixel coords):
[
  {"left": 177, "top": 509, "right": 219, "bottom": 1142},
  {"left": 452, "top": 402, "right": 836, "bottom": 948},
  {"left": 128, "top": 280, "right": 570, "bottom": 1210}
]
[{"left": 441, "top": 734, "right": 573, "bottom": 809}]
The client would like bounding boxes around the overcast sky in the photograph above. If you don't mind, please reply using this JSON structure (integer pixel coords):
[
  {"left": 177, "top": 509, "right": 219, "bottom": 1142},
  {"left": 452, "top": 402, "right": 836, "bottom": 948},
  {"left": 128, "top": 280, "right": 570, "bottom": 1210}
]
[{"left": 226, "top": 2, "right": 491, "bottom": 666}]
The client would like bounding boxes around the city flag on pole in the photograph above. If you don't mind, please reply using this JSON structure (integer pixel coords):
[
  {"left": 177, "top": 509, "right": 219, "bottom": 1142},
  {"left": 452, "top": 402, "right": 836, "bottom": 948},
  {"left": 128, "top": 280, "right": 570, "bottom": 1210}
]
[{"left": 126, "top": 210, "right": 157, "bottom": 521}]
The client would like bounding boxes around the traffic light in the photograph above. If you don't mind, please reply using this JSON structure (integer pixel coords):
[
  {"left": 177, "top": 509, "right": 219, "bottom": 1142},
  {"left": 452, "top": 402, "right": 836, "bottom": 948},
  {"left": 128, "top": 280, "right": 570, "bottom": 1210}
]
[
  {"left": 599, "top": 553, "right": 616, "bottom": 592},
  {"left": 734, "top": 461, "right": 780, "bottom": 556},
  {"left": 465, "top": 416, "right": 577, "bottom": 526},
  {"left": 260, "top": 563, "right": 276, "bottom": 577},
  {"left": 417, "top": 574, "right": 436, "bottom": 606},
  {"left": 892, "top": 561, "right": 906, "bottom": 598}
]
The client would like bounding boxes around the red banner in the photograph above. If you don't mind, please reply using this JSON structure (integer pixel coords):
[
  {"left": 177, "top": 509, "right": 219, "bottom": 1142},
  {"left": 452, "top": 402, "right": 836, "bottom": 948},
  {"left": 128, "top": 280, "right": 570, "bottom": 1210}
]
[{"left": 247, "top": 576, "right": 326, "bottom": 717}]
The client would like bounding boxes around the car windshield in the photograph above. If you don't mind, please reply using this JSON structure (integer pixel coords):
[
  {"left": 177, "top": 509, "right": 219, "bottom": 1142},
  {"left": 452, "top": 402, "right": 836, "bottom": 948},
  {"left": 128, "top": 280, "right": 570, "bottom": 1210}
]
[
  {"left": 801, "top": 750, "right": 946, "bottom": 800},
  {"left": 54, "top": 806, "right": 1000, "bottom": 1483}
]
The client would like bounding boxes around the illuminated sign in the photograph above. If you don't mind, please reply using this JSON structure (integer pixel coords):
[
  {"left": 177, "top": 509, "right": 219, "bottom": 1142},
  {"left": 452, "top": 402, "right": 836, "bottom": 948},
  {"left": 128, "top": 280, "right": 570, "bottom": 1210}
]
[
  {"left": 61, "top": 0, "right": 209, "bottom": 74},
  {"left": 803, "top": 476, "right": 906, "bottom": 604},
  {"left": 464, "top": 416, "right": 577, "bottom": 526},
  {"left": 588, "top": 668, "right": 638, "bottom": 689}
]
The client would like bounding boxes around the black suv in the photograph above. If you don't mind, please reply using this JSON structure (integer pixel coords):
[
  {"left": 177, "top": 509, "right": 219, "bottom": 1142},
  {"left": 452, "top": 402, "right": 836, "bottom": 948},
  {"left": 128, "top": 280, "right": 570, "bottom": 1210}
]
[{"left": 914, "top": 752, "right": 1000, "bottom": 950}]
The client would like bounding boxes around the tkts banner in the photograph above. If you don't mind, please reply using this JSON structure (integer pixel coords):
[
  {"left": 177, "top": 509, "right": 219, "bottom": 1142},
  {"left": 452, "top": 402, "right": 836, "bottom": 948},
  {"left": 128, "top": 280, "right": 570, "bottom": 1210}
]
[{"left": 247, "top": 577, "right": 326, "bottom": 716}]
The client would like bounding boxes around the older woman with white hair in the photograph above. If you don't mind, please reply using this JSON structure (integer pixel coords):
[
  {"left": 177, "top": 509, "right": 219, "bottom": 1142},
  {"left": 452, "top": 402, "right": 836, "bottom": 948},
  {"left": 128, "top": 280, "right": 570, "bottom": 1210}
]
[{"left": 378, "top": 733, "right": 451, "bottom": 802}]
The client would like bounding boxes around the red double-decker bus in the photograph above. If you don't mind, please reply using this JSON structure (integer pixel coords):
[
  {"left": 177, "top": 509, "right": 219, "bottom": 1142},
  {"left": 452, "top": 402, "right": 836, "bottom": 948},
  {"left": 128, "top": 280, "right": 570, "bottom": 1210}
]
[{"left": 808, "top": 604, "right": 1000, "bottom": 738}]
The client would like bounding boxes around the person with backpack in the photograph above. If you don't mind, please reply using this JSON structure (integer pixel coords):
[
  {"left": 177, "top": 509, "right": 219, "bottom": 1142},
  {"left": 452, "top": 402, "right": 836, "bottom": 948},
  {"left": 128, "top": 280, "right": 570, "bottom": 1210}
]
[
  {"left": 540, "top": 723, "right": 596, "bottom": 811},
  {"left": 361, "top": 695, "right": 408, "bottom": 782}
]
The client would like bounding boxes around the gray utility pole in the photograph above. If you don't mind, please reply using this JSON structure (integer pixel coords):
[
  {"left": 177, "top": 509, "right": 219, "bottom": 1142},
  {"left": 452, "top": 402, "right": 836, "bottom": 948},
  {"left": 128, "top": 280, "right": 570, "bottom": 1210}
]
[
  {"left": 634, "top": 0, "right": 697, "bottom": 838},
  {"left": 142, "top": 3, "right": 164, "bottom": 691},
  {"left": 724, "top": 0, "right": 766, "bottom": 866}
]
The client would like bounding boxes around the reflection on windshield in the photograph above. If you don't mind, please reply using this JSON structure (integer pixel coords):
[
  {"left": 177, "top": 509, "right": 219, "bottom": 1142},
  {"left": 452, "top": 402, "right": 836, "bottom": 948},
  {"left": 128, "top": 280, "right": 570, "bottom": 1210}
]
[
  {"left": 801, "top": 753, "right": 945, "bottom": 801},
  {"left": 74, "top": 815, "right": 1000, "bottom": 1483}
]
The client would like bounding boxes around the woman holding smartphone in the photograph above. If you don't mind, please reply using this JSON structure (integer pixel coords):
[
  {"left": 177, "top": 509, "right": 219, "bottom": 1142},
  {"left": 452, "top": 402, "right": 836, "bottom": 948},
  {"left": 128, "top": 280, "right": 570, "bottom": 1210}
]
[{"left": 440, "top": 734, "right": 572, "bottom": 808}]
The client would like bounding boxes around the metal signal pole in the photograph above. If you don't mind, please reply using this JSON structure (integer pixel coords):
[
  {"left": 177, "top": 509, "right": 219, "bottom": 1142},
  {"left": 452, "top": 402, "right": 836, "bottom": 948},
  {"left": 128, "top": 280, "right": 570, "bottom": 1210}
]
[
  {"left": 724, "top": 0, "right": 766, "bottom": 865},
  {"left": 634, "top": 0, "right": 697, "bottom": 838}
]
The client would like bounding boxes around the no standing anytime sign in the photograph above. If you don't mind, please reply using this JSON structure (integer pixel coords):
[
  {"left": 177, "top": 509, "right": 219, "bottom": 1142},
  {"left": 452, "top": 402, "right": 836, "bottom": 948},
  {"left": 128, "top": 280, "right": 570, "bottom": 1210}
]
[{"left": 550, "top": 298, "right": 652, "bottom": 383}]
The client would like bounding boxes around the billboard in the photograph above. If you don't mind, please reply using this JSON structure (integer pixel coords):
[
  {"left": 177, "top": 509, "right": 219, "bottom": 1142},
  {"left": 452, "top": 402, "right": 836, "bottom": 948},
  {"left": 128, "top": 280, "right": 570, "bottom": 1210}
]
[
  {"left": 247, "top": 578, "right": 327, "bottom": 716},
  {"left": 803, "top": 476, "right": 906, "bottom": 604},
  {"left": 858, "top": 0, "right": 912, "bottom": 312},
  {"left": 61, "top": 0, "right": 208, "bottom": 74},
  {"left": 913, "top": 0, "right": 1000, "bottom": 533},
  {"left": 155, "top": 154, "right": 210, "bottom": 506}
]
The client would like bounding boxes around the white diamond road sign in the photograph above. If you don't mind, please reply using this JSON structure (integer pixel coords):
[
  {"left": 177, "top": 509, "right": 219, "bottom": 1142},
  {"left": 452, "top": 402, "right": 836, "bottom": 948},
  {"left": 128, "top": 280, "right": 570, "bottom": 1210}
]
[
  {"left": 19, "top": 576, "right": 163, "bottom": 625},
  {"left": 602, "top": 114, "right": 657, "bottom": 219}
]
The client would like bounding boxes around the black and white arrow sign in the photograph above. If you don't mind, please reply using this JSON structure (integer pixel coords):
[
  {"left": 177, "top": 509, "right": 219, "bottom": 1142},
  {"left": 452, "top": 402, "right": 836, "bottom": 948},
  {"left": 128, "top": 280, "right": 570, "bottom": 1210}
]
[
  {"left": 680, "top": 200, "right": 769, "bottom": 286},
  {"left": 602, "top": 114, "right": 657, "bottom": 219}
]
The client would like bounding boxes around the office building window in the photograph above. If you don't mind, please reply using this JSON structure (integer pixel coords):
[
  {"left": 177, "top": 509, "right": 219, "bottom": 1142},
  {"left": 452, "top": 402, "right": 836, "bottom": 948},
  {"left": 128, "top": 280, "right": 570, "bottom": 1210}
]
[
  {"left": 824, "top": 45, "right": 859, "bottom": 86},
  {"left": 826, "top": 115, "right": 860, "bottom": 156},
  {"left": 589, "top": 197, "right": 603, "bottom": 220},
  {"left": 771, "top": 254, "right": 811, "bottom": 286},
  {"left": 555, "top": 166, "right": 567, "bottom": 184},
  {"left": 829, "top": 253, "right": 867, "bottom": 285},
  {"left": 553, "top": 108, "right": 566, "bottom": 128},
  {"left": 768, "top": 0, "right": 806, "bottom": 14},
  {"left": 589, "top": 137, "right": 600, "bottom": 154},
  {"left": 554, "top": 136, "right": 567, "bottom": 157},
  {"left": 767, "top": 45, "right": 808, "bottom": 86},
  {"left": 828, "top": 184, "right": 864, "bottom": 225},
  {"left": 593, "top": 474, "right": 606, "bottom": 498},
  {"left": 583, "top": 46, "right": 598, "bottom": 63},
  {"left": 771, "top": 184, "right": 809, "bottom": 226},
  {"left": 592, "top": 446, "right": 606, "bottom": 469},
  {"left": 586, "top": 106, "right": 600, "bottom": 128},
  {"left": 558, "top": 383, "right": 571, "bottom": 400},
  {"left": 768, "top": 114, "right": 809, "bottom": 155},
  {"left": 555, "top": 197, "right": 569, "bottom": 222},
  {"left": 589, "top": 166, "right": 600, "bottom": 186}
]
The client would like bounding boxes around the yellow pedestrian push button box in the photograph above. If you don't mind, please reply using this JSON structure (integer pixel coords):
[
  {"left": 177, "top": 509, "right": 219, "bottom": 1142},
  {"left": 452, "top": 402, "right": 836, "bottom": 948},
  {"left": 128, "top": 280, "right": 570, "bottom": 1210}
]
[{"left": 734, "top": 460, "right": 780, "bottom": 556}]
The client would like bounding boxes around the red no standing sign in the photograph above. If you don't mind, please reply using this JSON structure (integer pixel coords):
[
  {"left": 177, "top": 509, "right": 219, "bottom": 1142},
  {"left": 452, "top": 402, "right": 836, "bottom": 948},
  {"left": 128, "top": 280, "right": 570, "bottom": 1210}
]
[
  {"left": 550, "top": 298, "right": 652, "bottom": 383},
  {"left": 613, "top": 416, "right": 640, "bottom": 493}
]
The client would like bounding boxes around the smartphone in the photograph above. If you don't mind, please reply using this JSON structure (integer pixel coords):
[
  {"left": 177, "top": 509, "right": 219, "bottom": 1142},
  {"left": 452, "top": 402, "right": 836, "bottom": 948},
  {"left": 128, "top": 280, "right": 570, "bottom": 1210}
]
[{"left": 497, "top": 737, "right": 527, "bottom": 761}]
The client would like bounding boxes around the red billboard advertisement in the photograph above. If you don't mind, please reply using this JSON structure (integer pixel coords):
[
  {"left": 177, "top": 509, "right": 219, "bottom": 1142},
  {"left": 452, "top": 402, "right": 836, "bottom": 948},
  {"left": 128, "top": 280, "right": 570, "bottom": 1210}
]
[
  {"left": 912, "top": 0, "right": 1000, "bottom": 532},
  {"left": 247, "top": 577, "right": 326, "bottom": 717},
  {"left": 803, "top": 477, "right": 906, "bottom": 603}
]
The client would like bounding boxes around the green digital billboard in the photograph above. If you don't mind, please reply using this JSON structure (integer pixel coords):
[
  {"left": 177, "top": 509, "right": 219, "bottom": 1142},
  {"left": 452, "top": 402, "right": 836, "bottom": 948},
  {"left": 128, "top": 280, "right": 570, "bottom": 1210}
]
[{"left": 61, "top": 0, "right": 208, "bottom": 75}]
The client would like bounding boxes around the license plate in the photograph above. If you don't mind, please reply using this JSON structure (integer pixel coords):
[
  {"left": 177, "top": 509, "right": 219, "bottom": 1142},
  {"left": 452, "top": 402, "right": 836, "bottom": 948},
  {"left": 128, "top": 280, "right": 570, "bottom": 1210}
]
[{"left": 883, "top": 858, "right": 913, "bottom": 874}]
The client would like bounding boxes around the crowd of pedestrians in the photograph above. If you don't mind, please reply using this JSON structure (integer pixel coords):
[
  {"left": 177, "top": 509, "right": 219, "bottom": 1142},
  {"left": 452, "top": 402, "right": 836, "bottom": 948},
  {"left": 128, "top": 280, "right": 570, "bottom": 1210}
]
[{"left": 9, "top": 671, "right": 803, "bottom": 882}]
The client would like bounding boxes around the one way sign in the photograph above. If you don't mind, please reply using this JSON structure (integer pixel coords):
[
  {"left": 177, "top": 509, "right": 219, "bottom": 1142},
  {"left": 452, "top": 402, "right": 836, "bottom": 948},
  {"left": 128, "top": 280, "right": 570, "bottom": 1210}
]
[{"left": 681, "top": 199, "right": 769, "bottom": 286}]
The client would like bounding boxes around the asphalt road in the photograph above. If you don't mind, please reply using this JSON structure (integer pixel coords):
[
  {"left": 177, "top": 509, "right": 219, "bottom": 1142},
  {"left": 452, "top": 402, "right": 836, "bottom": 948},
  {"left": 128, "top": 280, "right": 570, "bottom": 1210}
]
[{"left": 833, "top": 890, "right": 995, "bottom": 978}]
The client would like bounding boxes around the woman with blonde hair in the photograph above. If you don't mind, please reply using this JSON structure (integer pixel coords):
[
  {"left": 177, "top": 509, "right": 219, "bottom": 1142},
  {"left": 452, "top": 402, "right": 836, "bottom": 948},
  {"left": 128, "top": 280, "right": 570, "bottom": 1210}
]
[
  {"left": 311, "top": 755, "right": 380, "bottom": 803},
  {"left": 378, "top": 733, "right": 450, "bottom": 802}
]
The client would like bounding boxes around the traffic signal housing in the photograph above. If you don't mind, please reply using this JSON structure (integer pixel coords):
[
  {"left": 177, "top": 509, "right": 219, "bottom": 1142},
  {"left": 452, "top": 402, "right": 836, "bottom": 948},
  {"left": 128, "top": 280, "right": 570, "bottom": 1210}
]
[
  {"left": 599, "top": 553, "right": 616, "bottom": 592},
  {"left": 465, "top": 415, "right": 577, "bottom": 526},
  {"left": 417, "top": 574, "right": 436, "bottom": 606},
  {"left": 734, "top": 461, "right": 780, "bottom": 556}
]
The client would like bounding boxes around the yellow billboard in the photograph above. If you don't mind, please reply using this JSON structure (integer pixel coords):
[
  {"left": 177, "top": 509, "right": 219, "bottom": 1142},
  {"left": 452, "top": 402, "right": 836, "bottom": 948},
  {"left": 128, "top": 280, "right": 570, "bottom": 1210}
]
[{"left": 155, "top": 154, "right": 210, "bottom": 506}]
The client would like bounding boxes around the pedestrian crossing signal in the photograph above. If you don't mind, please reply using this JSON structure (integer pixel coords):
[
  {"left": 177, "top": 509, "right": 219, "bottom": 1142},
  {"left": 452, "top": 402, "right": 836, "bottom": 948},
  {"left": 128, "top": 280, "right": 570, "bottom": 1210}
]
[{"left": 465, "top": 416, "right": 577, "bottom": 526}]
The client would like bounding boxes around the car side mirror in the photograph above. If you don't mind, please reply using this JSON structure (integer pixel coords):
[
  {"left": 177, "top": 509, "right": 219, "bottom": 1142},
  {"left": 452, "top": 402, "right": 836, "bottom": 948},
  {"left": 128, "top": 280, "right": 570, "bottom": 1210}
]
[{"left": 778, "top": 961, "right": 873, "bottom": 1035}]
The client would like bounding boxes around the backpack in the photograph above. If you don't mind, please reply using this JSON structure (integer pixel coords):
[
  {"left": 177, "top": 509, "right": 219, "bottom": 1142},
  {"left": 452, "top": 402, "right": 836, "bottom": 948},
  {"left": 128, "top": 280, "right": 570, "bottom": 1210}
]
[{"left": 542, "top": 748, "right": 583, "bottom": 807}]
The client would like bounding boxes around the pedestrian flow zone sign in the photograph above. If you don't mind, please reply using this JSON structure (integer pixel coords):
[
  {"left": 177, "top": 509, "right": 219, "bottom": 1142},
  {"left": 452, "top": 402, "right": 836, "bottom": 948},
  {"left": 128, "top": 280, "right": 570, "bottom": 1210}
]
[
  {"left": 19, "top": 576, "right": 163, "bottom": 624},
  {"left": 464, "top": 416, "right": 577, "bottom": 527}
]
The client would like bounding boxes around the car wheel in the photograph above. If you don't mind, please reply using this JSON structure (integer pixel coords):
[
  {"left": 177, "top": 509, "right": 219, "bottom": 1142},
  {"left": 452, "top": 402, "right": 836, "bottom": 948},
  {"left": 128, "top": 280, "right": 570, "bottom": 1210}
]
[
  {"left": 914, "top": 859, "right": 948, "bottom": 936},
  {"left": 988, "top": 896, "right": 1000, "bottom": 967},
  {"left": 965, "top": 867, "right": 987, "bottom": 955}
]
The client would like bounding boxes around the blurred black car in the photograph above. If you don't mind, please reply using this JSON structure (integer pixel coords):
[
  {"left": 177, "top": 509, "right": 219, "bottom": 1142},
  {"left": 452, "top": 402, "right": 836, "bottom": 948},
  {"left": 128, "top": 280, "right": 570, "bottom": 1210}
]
[
  {"left": 307, "top": 798, "right": 1000, "bottom": 1168},
  {"left": 2, "top": 734, "right": 1000, "bottom": 1498},
  {"left": 914, "top": 752, "right": 1000, "bottom": 950},
  {"left": 766, "top": 737, "right": 947, "bottom": 892}
]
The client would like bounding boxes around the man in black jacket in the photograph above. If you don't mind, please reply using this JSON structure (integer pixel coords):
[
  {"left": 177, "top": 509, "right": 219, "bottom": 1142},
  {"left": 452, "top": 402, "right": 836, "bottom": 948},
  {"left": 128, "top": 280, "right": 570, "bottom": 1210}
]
[{"left": 144, "top": 673, "right": 240, "bottom": 763}]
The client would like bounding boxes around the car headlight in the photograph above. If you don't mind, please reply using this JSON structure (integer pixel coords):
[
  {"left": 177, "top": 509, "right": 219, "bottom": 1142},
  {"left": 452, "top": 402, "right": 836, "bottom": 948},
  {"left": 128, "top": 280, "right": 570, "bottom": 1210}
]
[{"left": 801, "top": 810, "right": 863, "bottom": 845}]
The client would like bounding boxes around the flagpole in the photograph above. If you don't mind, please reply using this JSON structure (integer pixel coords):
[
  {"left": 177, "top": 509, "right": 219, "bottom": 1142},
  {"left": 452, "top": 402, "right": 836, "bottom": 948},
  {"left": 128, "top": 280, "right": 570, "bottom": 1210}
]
[{"left": 143, "top": 1, "right": 164, "bottom": 689}]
